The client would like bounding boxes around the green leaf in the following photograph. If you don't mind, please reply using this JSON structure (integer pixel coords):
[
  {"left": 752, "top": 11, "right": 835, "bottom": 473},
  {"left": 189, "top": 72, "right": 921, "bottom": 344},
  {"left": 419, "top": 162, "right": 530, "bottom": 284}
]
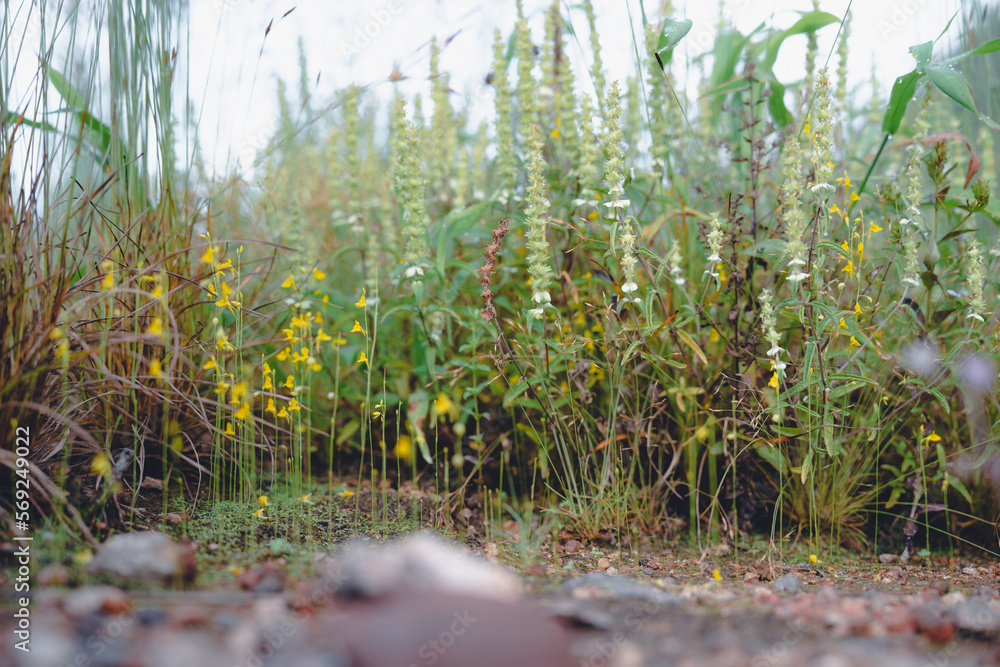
[
  {"left": 928, "top": 386, "right": 951, "bottom": 414},
  {"left": 755, "top": 441, "right": 788, "bottom": 475},
  {"left": 882, "top": 69, "right": 923, "bottom": 135},
  {"left": 703, "top": 75, "right": 751, "bottom": 98},
  {"left": 676, "top": 329, "right": 707, "bottom": 366},
  {"left": 828, "top": 373, "right": 878, "bottom": 386},
  {"left": 925, "top": 65, "right": 1000, "bottom": 131},
  {"left": 47, "top": 66, "right": 113, "bottom": 159},
  {"left": 909, "top": 41, "right": 933, "bottom": 69},
  {"left": 944, "top": 472, "right": 973, "bottom": 504},
  {"left": 768, "top": 80, "right": 792, "bottom": 128},
  {"left": 970, "top": 38, "right": 1000, "bottom": 56},
  {"left": 655, "top": 17, "right": 692, "bottom": 65},
  {"left": 761, "top": 11, "right": 839, "bottom": 71}
]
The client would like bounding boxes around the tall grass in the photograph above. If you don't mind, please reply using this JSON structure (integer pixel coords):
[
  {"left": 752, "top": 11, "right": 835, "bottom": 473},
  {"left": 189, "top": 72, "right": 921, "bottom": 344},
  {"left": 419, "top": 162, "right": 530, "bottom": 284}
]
[{"left": 3, "top": 1, "right": 999, "bottom": 558}]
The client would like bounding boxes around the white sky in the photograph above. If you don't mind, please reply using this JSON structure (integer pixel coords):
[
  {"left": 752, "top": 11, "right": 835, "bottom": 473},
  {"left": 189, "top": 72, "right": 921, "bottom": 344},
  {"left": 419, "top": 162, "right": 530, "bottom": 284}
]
[{"left": 6, "top": 0, "right": 969, "bottom": 178}]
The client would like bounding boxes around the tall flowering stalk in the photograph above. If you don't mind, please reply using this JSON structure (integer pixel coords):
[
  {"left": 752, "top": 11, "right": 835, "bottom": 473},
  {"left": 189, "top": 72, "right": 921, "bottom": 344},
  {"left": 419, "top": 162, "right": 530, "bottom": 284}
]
[
  {"left": 899, "top": 87, "right": 932, "bottom": 289},
  {"left": 965, "top": 239, "right": 986, "bottom": 324},
  {"left": 429, "top": 37, "right": 457, "bottom": 199},
  {"left": 524, "top": 127, "right": 554, "bottom": 320},
  {"left": 810, "top": 68, "right": 835, "bottom": 198},
  {"left": 491, "top": 29, "right": 517, "bottom": 198},
  {"left": 759, "top": 288, "right": 787, "bottom": 383},
  {"left": 583, "top": 0, "right": 605, "bottom": 107},
  {"left": 515, "top": 0, "right": 538, "bottom": 149},
  {"left": 390, "top": 100, "right": 431, "bottom": 281},
  {"left": 781, "top": 131, "right": 810, "bottom": 282},
  {"left": 602, "top": 82, "right": 639, "bottom": 298}
]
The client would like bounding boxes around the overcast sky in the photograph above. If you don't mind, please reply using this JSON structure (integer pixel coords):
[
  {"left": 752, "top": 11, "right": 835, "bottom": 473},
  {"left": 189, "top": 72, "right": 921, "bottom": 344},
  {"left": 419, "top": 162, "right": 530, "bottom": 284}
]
[{"left": 7, "top": 0, "right": 969, "bottom": 179}]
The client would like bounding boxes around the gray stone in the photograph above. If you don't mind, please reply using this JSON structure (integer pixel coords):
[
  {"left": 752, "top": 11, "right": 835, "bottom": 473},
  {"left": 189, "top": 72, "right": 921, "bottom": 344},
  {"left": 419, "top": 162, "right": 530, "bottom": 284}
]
[
  {"left": 772, "top": 572, "right": 803, "bottom": 593},
  {"left": 89, "top": 531, "right": 187, "bottom": 586}
]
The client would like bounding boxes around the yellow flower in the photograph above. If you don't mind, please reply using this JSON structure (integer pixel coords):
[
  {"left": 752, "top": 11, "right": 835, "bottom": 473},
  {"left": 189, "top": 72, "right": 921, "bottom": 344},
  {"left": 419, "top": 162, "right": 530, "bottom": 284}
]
[
  {"left": 215, "top": 258, "right": 234, "bottom": 278},
  {"left": 351, "top": 320, "right": 364, "bottom": 334},
  {"left": 340, "top": 489, "right": 354, "bottom": 498},
  {"left": 73, "top": 549, "right": 94, "bottom": 566},
  {"left": 315, "top": 329, "right": 332, "bottom": 344},
  {"left": 216, "top": 333, "right": 233, "bottom": 351},
  {"left": 854, "top": 302, "right": 862, "bottom": 317},
  {"left": 262, "top": 374, "right": 273, "bottom": 391},
  {"left": 276, "top": 347, "right": 290, "bottom": 362},
  {"left": 277, "top": 406, "right": 288, "bottom": 420},
  {"left": 215, "top": 294, "right": 235, "bottom": 313},
  {"left": 768, "top": 373, "right": 779, "bottom": 389},
  {"left": 223, "top": 422, "right": 235, "bottom": 436},
  {"left": 394, "top": 435, "right": 413, "bottom": 460},
  {"left": 925, "top": 430, "right": 942, "bottom": 446},
  {"left": 149, "top": 358, "right": 163, "bottom": 378},
  {"left": 287, "top": 397, "right": 301, "bottom": 412},
  {"left": 235, "top": 402, "right": 251, "bottom": 421},
  {"left": 284, "top": 375, "right": 295, "bottom": 389},
  {"left": 712, "top": 568, "right": 722, "bottom": 582},
  {"left": 254, "top": 509, "right": 266, "bottom": 519},
  {"left": 258, "top": 495, "right": 271, "bottom": 507},
  {"left": 201, "top": 246, "right": 216, "bottom": 264},
  {"left": 839, "top": 317, "right": 847, "bottom": 331},
  {"left": 842, "top": 260, "right": 854, "bottom": 279},
  {"left": 281, "top": 274, "right": 296, "bottom": 290},
  {"left": 146, "top": 317, "right": 164, "bottom": 336},
  {"left": 849, "top": 335, "right": 860, "bottom": 349},
  {"left": 100, "top": 271, "right": 114, "bottom": 291},
  {"left": 357, "top": 351, "right": 369, "bottom": 366},
  {"left": 215, "top": 380, "right": 231, "bottom": 396},
  {"left": 355, "top": 290, "right": 366, "bottom": 308},
  {"left": 300, "top": 494, "right": 315, "bottom": 504},
  {"left": 313, "top": 267, "right": 327, "bottom": 280},
  {"left": 809, "top": 554, "right": 818, "bottom": 564},
  {"left": 265, "top": 398, "right": 276, "bottom": 415},
  {"left": 231, "top": 382, "right": 248, "bottom": 405},
  {"left": 310, "top": 362, "right": 322, "bottom": 372},
  {"left": 868, "top": 221, "right": 883, "bottom": 239},
  {"left": 91, "top": 453, "right": 112, "bottom": 480}
]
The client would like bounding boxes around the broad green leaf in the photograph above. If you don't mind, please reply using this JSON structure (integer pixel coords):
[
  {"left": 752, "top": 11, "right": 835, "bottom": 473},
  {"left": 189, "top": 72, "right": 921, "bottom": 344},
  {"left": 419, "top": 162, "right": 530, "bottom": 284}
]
[
  {"left": 882, "top": 69, "right": 923, "bottom": 135},
  {"left": 755, "top": 441, "right": 788, "bottom": 474},
  {"left": 925, "top": 65, "right": 1000, "bottom": 131},
  {"left": 762, "top": 11, "right": 838, "bottom": 71},
  {"left": 655, "top": 17, "right": 692, "bottom": 65},
  {"left": 768, "top": 80, "right": 792, "bottom": 128},
  {"left": 47, "top": 66, "right": 113, "bottom": 158},
  {"left": 909, "top": 41, "right": 933, "bottom": 69}
]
